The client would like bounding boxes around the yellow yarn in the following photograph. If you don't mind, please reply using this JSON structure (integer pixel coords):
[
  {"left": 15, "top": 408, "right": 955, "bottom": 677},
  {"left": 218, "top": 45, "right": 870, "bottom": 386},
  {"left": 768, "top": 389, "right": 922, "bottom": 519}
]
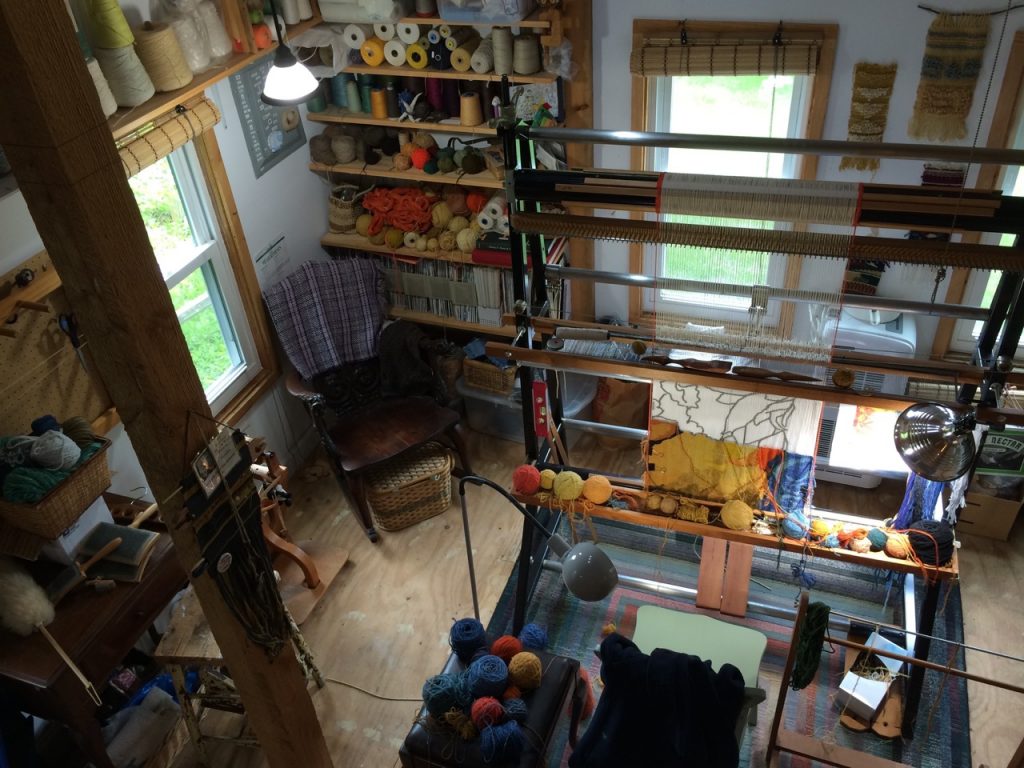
[
  {"left": 720, "top": 499, "right": 754, "bottom": 531},
  {"left": 444, "top": 709, "right": 477, "bottom": 740},
  {"left": 508, "top": 652, "right": 542, "bottom": 691},
  {"left": 553, "top": 471, "right": 584, "bottom": 501},
  {"left": 582, "top": 475, "right": 613, "bottom": 504},
  {"left": 539, "top": 469, "right": 557, "bottom": 491},
  {"left": 431, "top": 202, "right": 453, "bottom": 228},
  {"left": 809, "top": 519, "right": 832, "bottom": 539}
]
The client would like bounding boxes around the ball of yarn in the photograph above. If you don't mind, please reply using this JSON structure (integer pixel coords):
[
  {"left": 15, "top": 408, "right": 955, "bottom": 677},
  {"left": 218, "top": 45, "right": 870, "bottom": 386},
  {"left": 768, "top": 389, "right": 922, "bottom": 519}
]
[
  {"left": 809, "top": 519, "right": 832, "bottom": 539},
  {"left": 582, "top": 474, "right": 613, "bottom": 504},
  {"left": 422, "top": 673, "right": 469, "bottom": 718},
  {"left": 907, "top": 520, "right": 955, "bottom": 565},
  {"left": 331, "top": 135, "right": 356, "bottom": 163},
  {"left": 412, "top": 130, "right": 437, "bottom": 149},
  {"left": 431, "top": 201, "right": 453, "bottom": 228},
  {"left": 460, "top": 151, "right": 485, "bottom": 174},
  {"left": 60, "top": 416, "right": 97, "bottom": 448},
  {"left": 449, "top": 617, "right": 487, "bottom": 662},
  {"left": 393, "top": 152, "right": 412, "bottom": 171},
  {"left": 781, "top": 512, "right": 808, "bottom": 539},
  {"left": 30, "top": 431, "right": 81, "bottom": 470},
  {"left": 438, "top": 231, "right": 457, "bottom": 251},
  {"left": 448, "top": 215, "right": 470, "bottom": 233},
  {"left": 885, "top": 533, "right": 911, "bottom": 560},
  {"left": 507, "top": 651, "right": 542, "bottom": 691},
  {"left": 511, "top": 465, "right": 540, "bottom": 495},
  {"left": 443, "top": 709, "right": 477, "bottom": 740},
  {"left": 455, "top": 227, "right": 477, "bottom": 252},
  {"left": 867, "top": 527, "right": 889, "bottom": 552},
  {"left": 721, "top": 499, "right": 754, "bottom": 531},
  {"left": 466, "top": 191, "right": 489, "bottom": 213},
  {"left": 470, "top": 696, "right": 506, "bottom": 730},
  {"left": 822, "top": 533, "right": 840, "bottom": 548},
  {"left": 503, "top": 698, "right": 528, "bottom": 723},
  {"left": 466, "top": 654, "right": 509, "bottom": 698},
  {"left": 410, "top": 147, "right": 431, "bottom": 169},
  {"left": 552, "top": 471, "right": 584, "bottom": 502},
  {"left": 490, "top": 635, "right": 522, "bottom": 664},
  {"left": 480, "top": 721, "right": 523, "bottom": 764},
  {"left": 849, "top": 536, "right": 873, "bottom": 554},
  {"left": 423, "top": 158, "right": 439, "bottom": 175},
  {"left": 518, "top": 622, "right": 547, "bottom": 651},
  {"left": 310, "top": 133, "right": 335, "bottom": 164},
  {"left": 502, "top": 685, "right": 521, "bottom": 701},
  {"left": 539, "top": 469, "right": 556, "bottom": 491},
  {"left": 445, "top": 190, "right": 468, "bottom": 215},
  {"left": 30, "top": 415, "right": 60, "bottom": 436}
]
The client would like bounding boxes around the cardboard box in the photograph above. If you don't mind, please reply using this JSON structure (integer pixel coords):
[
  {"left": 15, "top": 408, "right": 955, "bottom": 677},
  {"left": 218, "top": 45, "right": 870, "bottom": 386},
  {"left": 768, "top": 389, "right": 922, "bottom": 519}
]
[
  {"left": 960, "top": 491, "right": 1022, "bottom": 541},
  {"left": 37, "top": 495, "right": 112, "bottom": 565},
  {"left": 835, "top": 632, "right": 905, "bottom": 722}
]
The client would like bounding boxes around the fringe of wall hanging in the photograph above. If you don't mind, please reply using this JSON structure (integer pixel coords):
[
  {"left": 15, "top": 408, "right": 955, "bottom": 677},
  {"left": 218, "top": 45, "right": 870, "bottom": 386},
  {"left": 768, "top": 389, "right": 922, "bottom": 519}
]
[{"left": 839, "top": 62, "right": 898, "bottom": 171}]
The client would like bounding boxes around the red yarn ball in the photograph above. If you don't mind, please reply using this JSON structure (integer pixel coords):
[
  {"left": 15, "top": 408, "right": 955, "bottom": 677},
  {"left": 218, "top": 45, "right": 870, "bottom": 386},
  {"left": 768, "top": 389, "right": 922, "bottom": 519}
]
[
  {"left": 512, "top": 465, "right": 541, "bottom": 495},
  {"left": 470, "top": 696, "right": 506, "bottom": 730},
  {"left": 410, "top": 147, "right": 431, "bottom": 170},
  {"left": 502, "top": 685, "right": 521, "bottom": 701},
  {"left": 491, "top": 635, "right": 523, "bottom": 664}
]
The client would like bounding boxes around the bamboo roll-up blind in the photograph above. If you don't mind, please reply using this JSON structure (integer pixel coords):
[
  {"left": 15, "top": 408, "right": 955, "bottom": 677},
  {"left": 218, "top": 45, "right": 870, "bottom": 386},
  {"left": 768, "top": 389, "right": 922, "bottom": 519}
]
[
  {"left": 631, "top": 34, "right": 821, "bottom": 77},
  {"left": 117, "top": 96, "right": 221, "bottom": 177}
]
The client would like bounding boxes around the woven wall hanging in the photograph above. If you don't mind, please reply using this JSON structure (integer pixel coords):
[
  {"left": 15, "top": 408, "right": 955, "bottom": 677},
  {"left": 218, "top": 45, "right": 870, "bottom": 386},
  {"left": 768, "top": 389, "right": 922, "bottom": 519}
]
[
  {"left": 908, "top": 12, "right": 990, "bottom": 141},
  {"left": 839, "top": 62, "right": 898, "bottom": 171}
]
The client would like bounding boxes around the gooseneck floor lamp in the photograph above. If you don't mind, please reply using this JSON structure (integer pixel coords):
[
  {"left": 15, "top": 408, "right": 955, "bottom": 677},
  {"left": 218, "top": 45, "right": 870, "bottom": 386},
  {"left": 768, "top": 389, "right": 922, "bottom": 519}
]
[{"left": 458, "top": 475, "right": 618, "bottom": 622}]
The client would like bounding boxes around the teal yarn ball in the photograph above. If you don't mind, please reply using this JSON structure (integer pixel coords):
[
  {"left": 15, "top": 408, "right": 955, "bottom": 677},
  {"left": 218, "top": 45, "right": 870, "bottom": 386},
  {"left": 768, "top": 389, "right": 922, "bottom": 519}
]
[
  {"left": 822, "top": 533, "right": 840, "bottom": 548},
  {"left": 422, "top": 673, "right": 469, "bottom": 719},
  {"left": 518, "top": 623, "right": 547, "bottom": 651},
  {"left": 480, "top": 721, "right": 523, "bottom": 763},
  {"left": 466, "top": 654, "right": 508, "bottom": 699},
  {"left": 781, "top": 512, "right": 808, "bottom": 539},
  {"left": 867, "top": 527, "right": 889, "bottom": 552},
  {"left": 504, "top": 698, "right": 528, "bottom": 723}
]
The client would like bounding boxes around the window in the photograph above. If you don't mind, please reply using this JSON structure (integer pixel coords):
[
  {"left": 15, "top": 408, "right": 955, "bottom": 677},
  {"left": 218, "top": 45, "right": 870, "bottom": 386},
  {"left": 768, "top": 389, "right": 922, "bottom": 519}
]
[
  {"left": 643, "top": 73, "right": 809, "bottom": 322},
  {"left": 128, "top": 144, "right": 261, "bottom": 414}
]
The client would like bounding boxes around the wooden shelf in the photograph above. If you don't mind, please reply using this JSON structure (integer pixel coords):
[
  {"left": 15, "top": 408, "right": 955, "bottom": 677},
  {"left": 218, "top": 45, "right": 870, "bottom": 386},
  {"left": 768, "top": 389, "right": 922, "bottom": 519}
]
[
  {"left": 390, "top": 307, "right": 515, "bottom": 337},
  {"left": 283, "top": 14, "right": 322, "bottom": 38},
  {"left": 308, "top": 109, "right": 497, "bottom": 136},
  {"left": 514, "top": 490, "right": 960, "bottom": 580},
  {"left": 321, "top": 232, "right": 480, "bottom": 263},
  {"left": 308, "top": 161, "right": 503, "bottom": 188},
  {"left": 398, "top": 12, "right": 550, "bottom": 29},
  {"left": 343, "top": 63, "right": 557, "bottom": 84}
]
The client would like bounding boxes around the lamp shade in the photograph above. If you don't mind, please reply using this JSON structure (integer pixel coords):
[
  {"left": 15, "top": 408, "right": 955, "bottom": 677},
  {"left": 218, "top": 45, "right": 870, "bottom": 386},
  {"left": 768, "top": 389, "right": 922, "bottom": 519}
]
[
  {"left": 261, "top": 45, "right": 318, "bottom": 105},
  {"left": 548, "top": 535, "right": 618, "bottom": 601},
  {"left": 894, "top": 403, "right": 976, "bottom": 482}
]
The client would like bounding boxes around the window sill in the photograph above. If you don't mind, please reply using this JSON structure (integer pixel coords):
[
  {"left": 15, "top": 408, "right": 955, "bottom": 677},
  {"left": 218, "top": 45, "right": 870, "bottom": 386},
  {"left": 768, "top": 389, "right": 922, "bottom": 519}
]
[{"left": 216, "top": 365, "right": 281, "bottom": 426}]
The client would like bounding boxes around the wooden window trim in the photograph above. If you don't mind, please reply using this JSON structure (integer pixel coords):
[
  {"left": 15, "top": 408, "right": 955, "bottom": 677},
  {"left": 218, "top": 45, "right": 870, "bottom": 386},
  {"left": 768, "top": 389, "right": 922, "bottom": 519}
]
[
  {"left": 930, "top": 29, "right": 1024, "bottom": 361},
  {"left": 626, "top": 20, "right": 838, "bottom": 330}
]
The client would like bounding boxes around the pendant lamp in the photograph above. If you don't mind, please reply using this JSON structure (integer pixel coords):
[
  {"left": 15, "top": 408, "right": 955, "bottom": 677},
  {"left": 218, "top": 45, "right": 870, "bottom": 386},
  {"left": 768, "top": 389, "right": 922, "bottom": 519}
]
[
  {"left": 893, "top": 403, "right": 977, "bottom": 482},
  {"left": 261, "top": 0, "right": 318, "bottom": 106}
]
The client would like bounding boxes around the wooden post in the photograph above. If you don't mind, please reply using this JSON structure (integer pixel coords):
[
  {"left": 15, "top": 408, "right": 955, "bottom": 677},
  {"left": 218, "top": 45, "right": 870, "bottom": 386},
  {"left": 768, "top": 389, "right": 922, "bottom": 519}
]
[{"left": 0, "top": 3, "right": 333, "bottom": 767}]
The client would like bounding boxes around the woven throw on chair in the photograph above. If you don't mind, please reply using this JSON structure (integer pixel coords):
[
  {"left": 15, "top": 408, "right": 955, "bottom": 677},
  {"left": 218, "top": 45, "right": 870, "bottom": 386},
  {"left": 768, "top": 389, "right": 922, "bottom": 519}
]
[{"left": 263, "top": 258, "right": 388, "bottom": 381}]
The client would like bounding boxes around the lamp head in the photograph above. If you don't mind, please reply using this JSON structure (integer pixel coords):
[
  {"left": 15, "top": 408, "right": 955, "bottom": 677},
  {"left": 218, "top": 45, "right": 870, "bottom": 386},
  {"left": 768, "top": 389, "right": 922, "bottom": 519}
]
[
  {"left": 261, "top": 44, "right": 318, "bottom": 106},
  {"left": 547, "top": 535, "right": 618, "bottom": 602},
  {"left": 894, "top": 403, "right": 976, "bottom": 482}
]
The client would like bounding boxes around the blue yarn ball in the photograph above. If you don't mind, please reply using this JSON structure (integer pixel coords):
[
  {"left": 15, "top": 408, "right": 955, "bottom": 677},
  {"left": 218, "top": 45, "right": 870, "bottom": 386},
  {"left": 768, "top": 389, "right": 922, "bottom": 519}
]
[
  {"left": 30, "top": 415, "right": 60, "bottom": 436},
  {"left": 450, "top": 618, "right": 487, "bottom": 662},
  {"left": 480, "top": 721, "right": 523, "bottom": 763},
  {"left": 466, "top": 654, "right": 508, "bottom": 699},
  {"left": 470, "top": 646, "right": 491, "bottom": 664},
  {"left": 504, "top": 698, "right": 528, "bottom": 723},
  {"left": 422, "top": 673, "right": 469, "bottom": 719},
  {"left": 781, "top": 513, "right": 808, "bottom": 539},
  {"left": 822, "top": 533, "right": 840, "bottom": 548},
  {"left": 518, "top": 623, "right": 547, "bottom": 651},
  {"left": 867, "top": 527, "right": 889, "bottom": 552}
]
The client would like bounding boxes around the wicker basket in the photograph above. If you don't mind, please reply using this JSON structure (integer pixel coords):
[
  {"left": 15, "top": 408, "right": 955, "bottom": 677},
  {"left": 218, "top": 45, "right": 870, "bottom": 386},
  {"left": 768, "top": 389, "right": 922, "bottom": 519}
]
[
  {"left": 463, "top": 359, "right": 518, "bottom": 395},
  {"left": 0, "top": 438, "right": 112, "bottom": 538},
  {"left": 365, "top": 443, "right": 453, "bottom": 531}
]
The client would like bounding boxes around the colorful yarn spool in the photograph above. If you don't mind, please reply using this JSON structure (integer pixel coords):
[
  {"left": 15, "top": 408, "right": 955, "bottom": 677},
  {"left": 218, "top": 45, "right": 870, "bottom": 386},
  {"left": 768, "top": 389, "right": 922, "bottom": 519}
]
[
  {"left": 361, "top": 37, "right": 386, "bottom": 67},
  {"left": 370, "top": 87, "right": 388, "bottom": 118},
  {"left": 867, "top": 527, "right": 889, "bottom": 552},
  {"left": 466, "top": 655, "right": 509, "bottom": 698},
  {"left": 470, "top": 696, "right": 506, "bottom": 730},
  {"left": 422, "top": 673, "right": 469, "bottom": 718},
  {"left": 504, "top": 698, "right": 528, "bottom": 723},
  {"left": 480, "top": 721, "right": 523, "bottom": 764},
  {"left": 406, "top": 41, "right": 429, "bottom": 69},
  {"left": 507, "top": 651, "right": 542, "bottom": 691},
  {"left": 721, "top": 499, "right": 754, "bottom": 531},
  {"left": 490, "top": 635, "right": 522, "bottom": 663},
  {"left": 94, "top": 46, "right": 155, "bottom": 108},
  {"left": 449, "top": 617, "right": 487, "bottom": 662},
  {"left": 343, "top": 23, "right": 372, "bottom": 49},
  {"left": 87, "top": 0, "right": 135, "bottom": 48},
  {"left": 518, "top": 623, "right": 547, "bottom": 651},
  {"left": 582, "top": 475, "right": 613, "bottom": 505},
  {"left": 539, "top": 468, "right": 557, "bottom": 491},
  {"left": 553, "top": 471, "right": 584, "bottom": 502},
  {"left": 511, "top": 465, "right": 540, "bottom": 495}
]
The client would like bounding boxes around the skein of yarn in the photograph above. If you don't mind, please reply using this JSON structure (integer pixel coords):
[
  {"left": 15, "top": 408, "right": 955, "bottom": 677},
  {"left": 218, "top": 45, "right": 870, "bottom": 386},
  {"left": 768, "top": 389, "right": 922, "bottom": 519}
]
[
  {"left": 503, "top": 698, "right": 528, "bottom": 723},
  {"left": 134, "top": 22, "right": 193, "bottom": 91},
  {"left": 466, "top": 655, "right": 509, "bottom": 698},
  {"left": 449, "top": 617, "right": 487, "bottom": 661},
  {"left": 490, "top": 635, "right": 522, "bottom": 664},
  {"left": 86, "top": 57, "right": 119, "bottom": 117},
  {"left": 507, "top": 651, "right": 542, "bottom": 691},
  {"left": 552, "top": 471, "right": 584, "bottom": 501},
  {"left": 196, "top": 1, "right": 232, "bottom": 60},
  {"left": 511, "top": 464, "right": 541, "bottom": 495},
  {"left": 30, "top": 432, "right": 82, "bottom": 471},
  {"left": 168, "top": 15, "right": 210, "bottom": 74},
  {"left": 470, "top": 696, "right": 506, "bottom": 730},
  {"left": 94, "top": 46, "right": 155, "bottom": 107},
  {"left": 518, "top": 623, "right": 547, "bottom": 650}
]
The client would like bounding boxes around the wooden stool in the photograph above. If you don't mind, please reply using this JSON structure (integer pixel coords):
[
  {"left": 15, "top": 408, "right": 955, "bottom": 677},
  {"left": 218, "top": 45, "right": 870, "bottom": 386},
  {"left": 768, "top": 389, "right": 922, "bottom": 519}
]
[{"left": 153, "top": 586, "right": 323, "bottom": 766}]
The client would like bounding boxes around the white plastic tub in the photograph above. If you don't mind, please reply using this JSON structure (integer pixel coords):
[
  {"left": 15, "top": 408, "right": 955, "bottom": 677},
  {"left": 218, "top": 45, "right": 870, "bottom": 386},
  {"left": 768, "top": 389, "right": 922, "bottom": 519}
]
[{"left": 456, "top": 373, "right": 597, "bottom": 444}]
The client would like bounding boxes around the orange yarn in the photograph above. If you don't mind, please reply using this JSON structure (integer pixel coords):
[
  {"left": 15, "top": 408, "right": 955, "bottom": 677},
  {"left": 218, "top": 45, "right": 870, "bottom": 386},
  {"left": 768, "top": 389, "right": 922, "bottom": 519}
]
[
  {"left": 502, "top": 685, "right": 521, "bottom": 701},
  {"left": 577, "top": 668, "right": 596, "bottom": 719},
  {"left": 490, "top": 635, "right": 523, "bottom": 663},
  {"left": 466, "top": 191, "right": 489, "bottom": 213},
  {"left": 361, "top": 187, "right": 434, "bottom": 235}
]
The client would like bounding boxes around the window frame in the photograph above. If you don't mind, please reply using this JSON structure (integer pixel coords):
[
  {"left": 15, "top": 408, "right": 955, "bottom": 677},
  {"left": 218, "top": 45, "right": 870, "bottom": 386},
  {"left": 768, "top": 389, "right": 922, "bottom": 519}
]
[{"left": 627, "top": 20, "right": 838, "bottom": 330}]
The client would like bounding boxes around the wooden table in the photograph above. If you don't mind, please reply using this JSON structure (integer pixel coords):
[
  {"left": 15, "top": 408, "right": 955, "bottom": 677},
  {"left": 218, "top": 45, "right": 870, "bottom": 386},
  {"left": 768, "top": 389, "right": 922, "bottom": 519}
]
[{"left": 0, "top": 535, "right": 185, "bottom": 768}]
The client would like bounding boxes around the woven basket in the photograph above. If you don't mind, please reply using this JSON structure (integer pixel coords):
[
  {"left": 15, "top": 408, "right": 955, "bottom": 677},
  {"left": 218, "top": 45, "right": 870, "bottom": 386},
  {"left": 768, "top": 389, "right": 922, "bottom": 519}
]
[
  {"left": 365, "top": 443, "right": 453, "bottom": 531},
  {"left": 463, "top": 359, "right": 517, "bottom": 395},
  {"left": 0, "top": 438, "right": 112, "bottom": 538}
]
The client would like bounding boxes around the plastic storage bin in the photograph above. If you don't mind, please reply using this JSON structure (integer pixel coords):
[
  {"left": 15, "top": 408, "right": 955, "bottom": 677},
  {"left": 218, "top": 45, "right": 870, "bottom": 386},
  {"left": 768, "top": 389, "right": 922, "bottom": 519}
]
[
  {"left": 456, "top": 373, "right": 597, "bottom": 444},
  {"left": 437, "top": 0, "right": 535, "bottom": 24}
]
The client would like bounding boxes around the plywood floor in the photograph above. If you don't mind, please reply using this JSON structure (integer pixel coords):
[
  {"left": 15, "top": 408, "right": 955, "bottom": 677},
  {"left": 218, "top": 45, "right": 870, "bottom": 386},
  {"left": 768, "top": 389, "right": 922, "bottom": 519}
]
[{"left": 165, "top": 430, "right": 1022, "bottom": 768}]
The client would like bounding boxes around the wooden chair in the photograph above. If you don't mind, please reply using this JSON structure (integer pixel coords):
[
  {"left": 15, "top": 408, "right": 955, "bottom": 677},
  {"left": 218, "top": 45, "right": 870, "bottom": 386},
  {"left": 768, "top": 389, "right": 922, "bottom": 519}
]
[{"left": 286, "top": 360, "right": 472, "bottom": 543}]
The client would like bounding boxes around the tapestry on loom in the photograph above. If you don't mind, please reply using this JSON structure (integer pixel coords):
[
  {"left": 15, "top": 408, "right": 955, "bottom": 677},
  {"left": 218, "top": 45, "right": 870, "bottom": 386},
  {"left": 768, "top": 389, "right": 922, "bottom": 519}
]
[
  {"left": 910, "top": 163, "right": 965, "bottom": 243},
  {"left": 650, "top": 382, "right": 822, "bottom": 456},
  {"left": 908, "top": 12, "right": 990, "bottom": 141},
  {"left": 839, "top": 62, "right": 898, "bottom": 171},
  {"left": 760, "top": 448, "right": 816, "bottom": 517}
]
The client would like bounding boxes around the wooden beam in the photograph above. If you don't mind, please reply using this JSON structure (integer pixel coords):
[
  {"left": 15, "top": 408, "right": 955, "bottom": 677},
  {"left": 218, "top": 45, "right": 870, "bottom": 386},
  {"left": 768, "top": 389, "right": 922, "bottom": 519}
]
[{"left": 0, "top": 4, "right": 332, "bottom": 768}]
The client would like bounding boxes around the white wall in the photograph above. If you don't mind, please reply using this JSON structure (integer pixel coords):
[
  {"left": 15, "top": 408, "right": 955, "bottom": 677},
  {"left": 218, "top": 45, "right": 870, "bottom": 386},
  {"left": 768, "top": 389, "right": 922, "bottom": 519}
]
[
  {"left": 591, "top": 0, "right": 1022, "bottom": 354},
  {"left": 0, "top": 6, "right": 328, "bottom": 498}
]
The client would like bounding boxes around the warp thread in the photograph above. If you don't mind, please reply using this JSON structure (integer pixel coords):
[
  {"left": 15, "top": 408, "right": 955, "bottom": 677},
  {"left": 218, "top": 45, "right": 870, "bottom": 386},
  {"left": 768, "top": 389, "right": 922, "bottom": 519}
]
[{"left": 449, "top": 617, "right": 487, "bottom": 662}]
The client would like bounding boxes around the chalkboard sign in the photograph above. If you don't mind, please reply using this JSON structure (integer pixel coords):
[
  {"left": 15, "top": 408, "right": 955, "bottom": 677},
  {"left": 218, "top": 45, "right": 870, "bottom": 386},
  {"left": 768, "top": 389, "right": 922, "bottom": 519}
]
[{"left": 229, "top": 55, "right": 307, "bottom": 178}]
